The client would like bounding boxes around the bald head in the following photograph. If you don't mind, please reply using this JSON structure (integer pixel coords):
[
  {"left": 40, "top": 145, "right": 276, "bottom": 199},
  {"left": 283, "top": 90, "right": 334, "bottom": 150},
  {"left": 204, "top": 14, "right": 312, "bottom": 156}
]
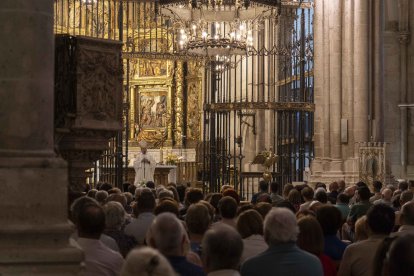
[
  {"left": 148, "top": 213, "right": 186, "bottom": 256},
  {"left": 381, "top": 188, "right": 393, "bottom": 201}
]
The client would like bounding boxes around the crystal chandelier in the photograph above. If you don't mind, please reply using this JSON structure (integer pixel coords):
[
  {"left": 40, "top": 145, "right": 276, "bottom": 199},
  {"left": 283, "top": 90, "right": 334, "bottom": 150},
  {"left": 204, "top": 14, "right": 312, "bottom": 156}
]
[{"left": 157, "top": 0, "right": 280, "bottom": 72}]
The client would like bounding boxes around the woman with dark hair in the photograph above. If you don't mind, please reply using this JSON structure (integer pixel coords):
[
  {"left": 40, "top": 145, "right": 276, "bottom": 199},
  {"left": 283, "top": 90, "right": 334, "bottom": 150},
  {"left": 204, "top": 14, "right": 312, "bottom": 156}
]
[
  {"left": 297, "top": 216, "right": 337, "bottom": 276},
  {"left": 237, "top": 209, "right": 268, "bottom": 263},
  {"left": 316, "top": 205, "right": 348, "bottom": 263}
]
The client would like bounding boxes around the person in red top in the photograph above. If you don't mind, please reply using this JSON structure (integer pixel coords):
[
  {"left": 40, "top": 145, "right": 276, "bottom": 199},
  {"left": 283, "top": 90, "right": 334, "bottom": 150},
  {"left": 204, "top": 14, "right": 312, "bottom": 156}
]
[{"left": 297, "top": 216, "right": 337, "bottom": 276}]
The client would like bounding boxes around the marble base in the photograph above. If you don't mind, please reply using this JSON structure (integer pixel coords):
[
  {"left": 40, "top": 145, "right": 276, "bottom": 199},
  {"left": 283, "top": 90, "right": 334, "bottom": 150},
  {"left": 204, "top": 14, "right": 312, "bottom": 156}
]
[{"left": 0, "top": 155, "right": 83, "bottom": 274}]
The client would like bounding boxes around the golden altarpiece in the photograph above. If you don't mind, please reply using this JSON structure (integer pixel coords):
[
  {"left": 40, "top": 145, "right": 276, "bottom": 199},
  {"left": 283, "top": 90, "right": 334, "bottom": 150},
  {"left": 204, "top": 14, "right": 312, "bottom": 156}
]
[{"left": 54, "top": 0, "right": 203, "bottom": 186}]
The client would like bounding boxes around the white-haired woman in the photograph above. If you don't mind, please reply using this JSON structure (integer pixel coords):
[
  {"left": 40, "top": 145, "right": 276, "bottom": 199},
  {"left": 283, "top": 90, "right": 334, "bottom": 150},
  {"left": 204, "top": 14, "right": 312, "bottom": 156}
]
[{"left": 121, "top": 247, "right": 175, "bottom": 276}]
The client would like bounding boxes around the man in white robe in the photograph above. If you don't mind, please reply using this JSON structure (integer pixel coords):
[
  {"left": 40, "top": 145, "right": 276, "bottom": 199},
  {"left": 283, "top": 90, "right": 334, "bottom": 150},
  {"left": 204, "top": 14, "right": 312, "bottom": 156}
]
[{"left": 133, "top": 141, "right": 156, "bottom": 187}]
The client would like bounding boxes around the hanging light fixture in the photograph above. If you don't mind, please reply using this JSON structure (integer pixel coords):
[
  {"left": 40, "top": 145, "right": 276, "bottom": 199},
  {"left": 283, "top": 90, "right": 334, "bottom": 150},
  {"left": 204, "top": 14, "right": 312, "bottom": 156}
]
[{"left": 157, "top": 0, "right": 281, "bottom": 72}]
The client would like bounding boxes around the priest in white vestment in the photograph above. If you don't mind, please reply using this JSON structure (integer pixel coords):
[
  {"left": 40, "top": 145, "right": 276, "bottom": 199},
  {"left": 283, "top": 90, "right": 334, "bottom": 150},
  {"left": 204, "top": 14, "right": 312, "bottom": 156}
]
[{"left": 133, "top": 141, "right": 156, "bottom": 187}]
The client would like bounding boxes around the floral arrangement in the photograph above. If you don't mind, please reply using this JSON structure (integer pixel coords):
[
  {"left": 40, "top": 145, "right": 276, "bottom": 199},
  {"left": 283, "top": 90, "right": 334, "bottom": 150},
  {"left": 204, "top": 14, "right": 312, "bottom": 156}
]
[{"left": 166, "top": 153, "right": 179, "bottom": 165}]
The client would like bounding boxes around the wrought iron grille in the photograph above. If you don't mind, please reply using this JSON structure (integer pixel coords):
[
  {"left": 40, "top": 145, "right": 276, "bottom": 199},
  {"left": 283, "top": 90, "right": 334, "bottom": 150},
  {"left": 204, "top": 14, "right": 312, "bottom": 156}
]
[
  {"left": 53, "top": 0, "right": 314, "bottom": 194},
  {"left": 201, "top": 1, "right": 314, "bottom": 198}
]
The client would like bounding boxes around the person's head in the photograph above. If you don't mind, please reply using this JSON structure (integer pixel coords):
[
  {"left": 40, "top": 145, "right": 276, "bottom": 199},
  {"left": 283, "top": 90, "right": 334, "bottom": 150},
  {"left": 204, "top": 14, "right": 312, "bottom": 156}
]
[
  {"left": 185, "top": 188, "right": 204, "bottom": 206},
  {"left": 199, "top": 200, "right": 215, "bottom": 221},
  {"left": 373, "top": 180, "right": 383, "bottom": 193},
  {"left": 237, "top": 209, "right": 263, "bottom": 238},
  {"left": 87, "top": 189, "right": 98, "bottom": 199},
  {"left": 103, "top": 201, "right": 126, "bottom": 230},
  {"left": 154, "top": 199, "right": 179, "bottom": 217},
  {"left": 78, "top": 204, "right": 106, "bottom": 239},
  {"left": 237, "top": 203, "right": 254, "bottom": 216},
  {"left": 314, "top": 188, "right": 328, "bottom": 204},
  {"left": 123, "top": 192, "right": 134, "bottom": 205},
  {"left": 107, "top": 193, "right": 127, "bottom": 209},
  {"left": 282, "top": 183, "right": 294, "bottom": 199},
  {"left": 297, "top": 216, "right": 324, "bottom": 255},
  {"left": 202, "top": 225, "right": 243, "bottom": 273},
  {"left": 108, "top": 187, "right": 122, "bottom": 195},
  {"left": 258, "top": 180, "right": 269, "bottom": 192},
  {"left": 316, "top": 205, "right": 342, "bottom": 236},
  {"left": 254, "top": 202, "right": 272, "bottom": 219},
  {"left": 148, "top": 213, "right": 187, "bottom": 256},
  {"left": 218, "top": 196, "right": 238, "bottom": 219},
  {"left": 287, "top": 189, "right": 302, "bottom": 206},
  {"left": 329, "top": 182, "right": 339, "bottom": 192},
  {"left": 145, "top": 181, "right": 155, "bottom": 189},
  {"left": 158, "top": 189, "right": 174, "bottom": 201},
  {"left": 186, "top": 203, "right": 211, "bottom": 236},
  {"left": 274, "top": 200, "right": 296, "bottom": 214},
  {"left": 139, "top": 140, "right": 148, "bottom": 154},
  {"left": 166, "top": 186, "right": 180, "bottom": 202},
  {"left": 222, "top": 189, "right": 240, "bottom": 204},
  {"left": 257, "top": 193, "right": 272, "bottom": 203},
  {"left": 121, "top": 247, "right": 175, "bottom": 276},
  {"left": 135, "top": 189, "right": 156, "bottom": 214},
  {"left": 70, "top": 196, "right": 100, "bottom": 224},
  {"left": 264, "top": 208, "right": 299, "bottom": 245},
  {"left": 315, "top": 182, "right": 327, "bottom": 190},
  {"left": 400, "top": 191, "right": 413, "bottom": 206},
  {"left": 357, "top": 186, "right": 371, "bottom": 201},
  {"left": 336, "top": 193, "right": 350, "bottom": 205},
  {"left": 398, "top": 181, "right": 409, "bottom": 192},
  {"left": 400, "top": 201, "right": 414, "bottom": 226},
  {"left": 301, "top": 187, "right": 314, "bottom": 201},
  {"left": 270, "top": 181, "right": 279, "bottom": 194},
  {"left": 95, "top": 190, "right": 108, "bottom": 204},
  {"left": 128, "top": 185, "right": 137, "bottom": 197},
  {"left": 354, "top": 215, "right": 369, "bottom": 241},
  {"left": 381, "top": 188, "right": 393, "bottom": 201},
  {"left": 296, "top": 209, "right": 316, "bottom": 220},
  {"left": 356, "top": 181, "right": 368, "bottom": 189},
  {"left": 344, "top": 186, "right": 356, "bottom": 197},
  {"left": 208, "top": 193, "right": 223, "bottom": 214},
  {"left": 338, "top": 180, "right": 346, "bottom": 192},
  {"left": 388, "top": 235, "right": 414, "bottom": 276},
  {"left": 99, "top": 182, "right": 113, "bottom": 192},
  {"left": 366, "top": 204, "right": 395, "bottom": 235}
]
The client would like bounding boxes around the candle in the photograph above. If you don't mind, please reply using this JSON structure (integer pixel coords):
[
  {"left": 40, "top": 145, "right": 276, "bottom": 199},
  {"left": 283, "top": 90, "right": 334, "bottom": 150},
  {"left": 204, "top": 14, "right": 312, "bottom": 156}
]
[{"left": 160, "top": 148, "right": 164, "bottom": 164}]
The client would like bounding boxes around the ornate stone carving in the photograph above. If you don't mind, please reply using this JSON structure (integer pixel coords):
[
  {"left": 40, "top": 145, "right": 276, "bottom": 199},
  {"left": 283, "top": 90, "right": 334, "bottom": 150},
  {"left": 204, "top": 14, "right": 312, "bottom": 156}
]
[
  {"left": 174, "top": 62, "right": 185, "bottom": 145},
  {"left": 55, "top": 35, "right": 123, "bottom": 191},
  {"left": 186, "top": 61, "right": 203, "bottom": 142},
  {"left": 358, "top": 142, "right": 387, "bottom": 189}
]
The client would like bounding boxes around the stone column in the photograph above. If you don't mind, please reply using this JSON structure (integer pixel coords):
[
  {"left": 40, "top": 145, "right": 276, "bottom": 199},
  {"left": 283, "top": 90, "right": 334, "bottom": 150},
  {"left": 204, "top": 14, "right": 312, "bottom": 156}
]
[
  {"left": 342, "top": 0, "right": 355, "bottom": 158},
  {"left": 0, "top": 0, "right": 82, "bottom": 274},
  {"left": 313, "top": 0, "right": 325, "bottom": 158},
  {"left": 328, "top": 0, "right": 343, "bottom": 159},
  {"left": 353, "top": 0, "right": 370, "bottom": 147},
  {"left": 373, "top": 0, "right": 385, "bottom": 141},
  {"left": 398, "top": 0, "right": 410, "bottom": 177}
]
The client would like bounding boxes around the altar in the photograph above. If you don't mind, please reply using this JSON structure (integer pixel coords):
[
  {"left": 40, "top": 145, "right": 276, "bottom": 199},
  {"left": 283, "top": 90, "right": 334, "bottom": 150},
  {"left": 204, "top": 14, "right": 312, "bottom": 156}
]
[{"left": 127, "top": 164, "right": 177, "bottom": 186}]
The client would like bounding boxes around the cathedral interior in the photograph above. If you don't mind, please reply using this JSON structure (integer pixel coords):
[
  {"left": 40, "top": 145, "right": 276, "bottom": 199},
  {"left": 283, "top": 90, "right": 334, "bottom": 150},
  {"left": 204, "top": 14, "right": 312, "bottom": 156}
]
[{"left": 0, "top": 0, "right": 413, "bottom": 273}]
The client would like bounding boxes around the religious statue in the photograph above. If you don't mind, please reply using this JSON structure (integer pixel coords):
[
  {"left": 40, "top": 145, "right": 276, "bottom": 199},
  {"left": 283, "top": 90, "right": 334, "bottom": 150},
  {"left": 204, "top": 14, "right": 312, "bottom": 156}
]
[
  {"left": 155, "top": 95, "right": 167, "bottom": 127},
  {"left": 133, "top": 140, "right": 156, "bottom": 186}
]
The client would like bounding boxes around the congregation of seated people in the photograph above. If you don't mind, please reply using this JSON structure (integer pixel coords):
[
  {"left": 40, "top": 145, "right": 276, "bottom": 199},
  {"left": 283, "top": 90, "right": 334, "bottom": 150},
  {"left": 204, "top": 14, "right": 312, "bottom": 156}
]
[{"left": 68, "top": 179, "right": 414, "bottom": 276}]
